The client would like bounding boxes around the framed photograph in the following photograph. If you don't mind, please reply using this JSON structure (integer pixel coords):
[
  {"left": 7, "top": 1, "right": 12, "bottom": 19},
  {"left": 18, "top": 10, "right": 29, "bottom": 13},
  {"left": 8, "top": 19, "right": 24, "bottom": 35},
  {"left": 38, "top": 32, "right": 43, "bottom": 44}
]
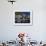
[{"left": 14, "top": 10, "right": 33, "bottom": 26}]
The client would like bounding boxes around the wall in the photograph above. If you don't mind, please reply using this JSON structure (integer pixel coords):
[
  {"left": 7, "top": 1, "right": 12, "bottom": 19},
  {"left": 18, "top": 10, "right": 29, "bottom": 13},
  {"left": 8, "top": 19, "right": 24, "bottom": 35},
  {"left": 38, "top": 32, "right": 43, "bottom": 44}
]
[{"left": 0, "top": 0, "right": 46, "bottom": 42}]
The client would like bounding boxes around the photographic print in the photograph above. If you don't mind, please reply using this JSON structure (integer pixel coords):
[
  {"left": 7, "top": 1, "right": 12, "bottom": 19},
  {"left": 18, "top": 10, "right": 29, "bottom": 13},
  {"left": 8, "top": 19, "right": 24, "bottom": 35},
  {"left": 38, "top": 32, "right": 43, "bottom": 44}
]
[{"left": 15, "top": 11, "right": 32, "bottom": 26}]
